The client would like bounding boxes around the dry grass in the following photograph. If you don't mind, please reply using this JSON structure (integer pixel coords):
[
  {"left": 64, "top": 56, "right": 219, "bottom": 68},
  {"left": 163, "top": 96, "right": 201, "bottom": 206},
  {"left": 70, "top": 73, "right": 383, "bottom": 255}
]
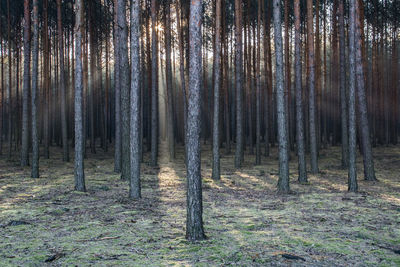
[{"left": 0, "top": 142, "right": 399, "bottom": 266}]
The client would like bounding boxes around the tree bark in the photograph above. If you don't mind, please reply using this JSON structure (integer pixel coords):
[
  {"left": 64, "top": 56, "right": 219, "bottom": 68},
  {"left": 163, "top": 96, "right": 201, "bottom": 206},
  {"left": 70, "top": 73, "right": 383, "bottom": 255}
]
[
  {"left": 212, "top": 0, "right": 221, "bottom": 179},
  {"left": 263, "top": 0, "right": 270, "bottom": 157},
  {"left": 164, "top": 1, "right": 175, "bottom": 161},
  {"left": 273, "top": 0, "right": 290, "bottom": 193},
  {"left": 348, "top": 0, "right": 358, "bottom": 192},
  {"left": 339, "top": 0, "right": 348, "bottom": 168},
  {"left": 57, "top": 0, "right": 70, "bottom": 162},
  {"left": 234, "top": 0, "right": 243, "bottom": 168},
  {"left": 150, "top": 0, "right": 159, "bottom": 167},
  {"left": 7, "top": 0, "right": 12, "bottom": 159},
  {"left": 31, "top": 0, "right": 40, "bottom": 178},
  {"left": 294, "top": 0, "right": 307, "bottom": 183},
  {"left": 355, "top": 0, "right": 377, "bottom": 181},
  {"left": 114, "top": 0, "right": 121, "bottom": 173},
  {"left": 129, "top": 0, "right": 141, "bottom": 199},
  {"left": 74, "top": 0, "right": 86, "bottom": 192},
  {"left": 175, "top": 1, "right": 188, "bottom": 157},
  {"left": 307, "top": 0, "right": 318, "bottom": 174},
  {"left": 21, "top": 0, "right": 31, "bottom": 166},
  {"left": 43, "top": 0, "right": 50, "bottom": 159},
  {"left": 117, "top": 0, "right": 130, "bottom": 179},
  {"left": 255, "top": 0, "right": 261, "bottom": 165},
  {"left": 88, "top": 3, "right": 96, "bottom": 155},
  {"left": 186, "top": 0, "right": 205, "bottom": 242},
  {"left": 284, "top": 0, "right": 292, "bottom": 152}
]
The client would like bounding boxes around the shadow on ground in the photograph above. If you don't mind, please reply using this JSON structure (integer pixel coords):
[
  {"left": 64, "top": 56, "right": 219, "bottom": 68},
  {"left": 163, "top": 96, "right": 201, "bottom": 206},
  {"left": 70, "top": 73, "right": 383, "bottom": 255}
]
[{"left": 0, "top": 142, "right": 399, "bottom": 266}]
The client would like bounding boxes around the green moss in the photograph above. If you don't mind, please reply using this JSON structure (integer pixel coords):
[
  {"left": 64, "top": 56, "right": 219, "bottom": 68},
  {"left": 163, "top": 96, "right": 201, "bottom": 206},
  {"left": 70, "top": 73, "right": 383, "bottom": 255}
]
[{"left": 0, "top": 145, "right": 399, "bottom": 265}]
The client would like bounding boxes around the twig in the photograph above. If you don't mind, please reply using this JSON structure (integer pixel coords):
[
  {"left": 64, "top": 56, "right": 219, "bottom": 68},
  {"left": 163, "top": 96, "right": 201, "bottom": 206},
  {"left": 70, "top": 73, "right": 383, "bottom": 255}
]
[{"left": 77, "top": 236, "right": 121, "bottom": 242}]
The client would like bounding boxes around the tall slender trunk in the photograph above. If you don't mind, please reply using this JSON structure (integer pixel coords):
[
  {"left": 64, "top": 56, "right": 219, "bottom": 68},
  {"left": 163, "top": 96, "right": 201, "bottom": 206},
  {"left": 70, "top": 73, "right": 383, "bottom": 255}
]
[
  {"left": 129, "top": 0, "right": 141, "bottom": 199},
  {"left": 391, "top": 30, "right": 398, "bottom": 144},
  {"left": 57, "top": 0, "right": 69, "bottom": 162},
  {"left": 150, "top": 0, "right": 159, "bottom": 166},
  {"left": 21, "top": 0, "right": 31, "bottom": 166},
  {"left": 186, "top": 0, "right": 205, "bottom": 242},
  {"left": 294, "top": 0, "right": 307, "bottom": 183},
  {"left": 315, "top": 0, "right": 321, "bottom": 148},
  {"left": 164, "top": 1, "right": 175, "bottom": 161},
  {"left": 255, "top": 0, "right": 261, "bottom": 165},
  {"left": 105, "top": 28, "right": 109, "bottom": 152},
  {"left": 31, "top": 0, "right": 39, "bottom": 178},
  {"left": 88, "top": 3, "right": 96, "bottom": 155},
  {"left": 222, "top": 1, "right": 230, "bottom": 154},
  {"left": 175, "top": 1, "right": 188, "bottom": 155},
  {"left": 284, "top": 0, "right": 292, "bottom": 151},
  {"left": 263, "top": 0, "right": 270, "bottom": 157},
  {"left": 74, "top": 0, "right": 86, "bottom": 192},
  {"left": 146, "top": 4, "right": 152, "bottom": 153},
  {"left": 307, "top": 0, "right": 318, "bottom": 174},
  {"left": 212, "top": 0, "right": 222, "bottom": 179},
  {"left": 7, "top": 0, "right": 12, "bottom": 158},
  {"left": 322, "top": 3, "right": 328, "bottom": 148},
  {"left": 266, "top": 0, "right": 274, "bottom": 149},
  {"left": 113, "top": 0, "right": 121, "bottom": 172},
  {"left": 348, "top": 0, "right": 358, "bottom": 192},
  {"left": 273, "top": 0, "right": 290, "bottom": 193},
  {"left": 338, "top": 0, "right": 348, "bottom": 168},
  {"left": 234, "top": 0, "right": 243, "bottom": 168},
  {"left": 355, "top": 0, "right": 376, "bottom": 181},
  {"left": 117, "top": 0, "right": 130, "bottom": 179},
  {"left": 43, "top": 0, "right": 50, "bottom": 159}
]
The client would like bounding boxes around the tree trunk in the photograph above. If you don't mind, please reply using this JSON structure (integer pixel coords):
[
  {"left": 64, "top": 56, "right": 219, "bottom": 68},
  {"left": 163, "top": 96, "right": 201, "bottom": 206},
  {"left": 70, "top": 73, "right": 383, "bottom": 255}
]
[
  {"left": 31, "top": 0, "right": 40, "bottom": 178},
  {"left": 164, "top": 1, "right": 175, "bottom": 161},
  {"left": 113, "top": 0, "right": 121, "bottom": 172},
  {"left": 88, "top": 3, "right": 96, "bottom": 155},
  {"left": 234, "top": 0, "right": 243, "bottom": 168},
  {"left": 175, "top": 1, "right": 188, "bottom": 157},
  {"left": 255, "top": 0, "right": 261, "bottom": 165},
  {"left": 74, "top": 0, "right": 86, "bottom": 192},
  {"left": 7, "top": 0, "right": 12, "bottom": 159},
  {"left": 222, "top": 1, "right": 230, "bottom": 154},
  {"left": 150, "top": 0, "right": 159, "bottom": 167},
  {"left": 263, "top": 0, "right": 270, "bottom": 157},
  {"left": 348, "top": 0, "right": 358, "bottom": 192},
  {"left": 294, "top": 0, "right": 307, "bottom": 183},
  {"left": 186, "top": 0, "right": 205, "bottom": 242},
  {"left": 117, "top": 0, "right": 130, "bottom": 179},
  {"left": 355, "top": 0, "right": 377, "bottom": 181},
  {"left": 129, "top": 0, "right": 141, "bottom": 199},
  {"left": 307, "top": 0, "right": 318, "bottom": 174},
  {"left": 273, "top": 0, "right": 290, "bottom": 193},
  {"left": 57, "top": 0, "right": 69, "bottom": 162},
  {"left": 284, "top": 0, "right": 292, "bottom": 152},
  {"left": 338, "top": 0, "right": 348, "bottom": 168},
  {"left": 21, "top": 0, "right": 30, "bottom": 166},
  {"left": 212, "top": 0, "right": 221, "bottom": 179},
  {"left": 43, "top": 0, "right": 50, "bottom": 159}
]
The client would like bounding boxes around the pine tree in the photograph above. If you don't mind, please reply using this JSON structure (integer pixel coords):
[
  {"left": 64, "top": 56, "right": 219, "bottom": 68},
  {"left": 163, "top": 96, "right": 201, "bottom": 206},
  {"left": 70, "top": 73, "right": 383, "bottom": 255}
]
[
  {"left": 186, "top": 0, "right": 206, "bottom": 242},
  {"left": 21, "top": 0, "right": 30, "bottom": 167},
  {"left": 74, "top": 0, "right": 86, "bottom": 192},
  {"left": 273, "top": 0, "right": 290, "bottom": 193},
  {"left": 129, "top": 0, "right": 141, "bottom": 199}
]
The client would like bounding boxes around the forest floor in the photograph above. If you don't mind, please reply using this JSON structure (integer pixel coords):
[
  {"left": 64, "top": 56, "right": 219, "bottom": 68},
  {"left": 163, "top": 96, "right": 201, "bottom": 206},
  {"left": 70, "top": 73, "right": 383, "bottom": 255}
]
[{"left": 0, "top": 142, "right": 399, "bottom": 266}]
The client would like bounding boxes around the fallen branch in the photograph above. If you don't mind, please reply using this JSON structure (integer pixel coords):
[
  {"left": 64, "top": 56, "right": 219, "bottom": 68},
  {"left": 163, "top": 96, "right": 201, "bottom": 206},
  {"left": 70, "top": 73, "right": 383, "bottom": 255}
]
[
  {"left": 1, "top": 220, "right": 30, "bottom": 228},
  {"left": 45, "top": 252, "right": 65, "bottom": 262},
  {"left": 376, "top": 244, "right": 400, "bottom": 255},
  {"left": 77, "top": 236, "right": 121, "bottom": 242},
  {"left": 281, "top": 253, "right": 306, "bottom": 261}
]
